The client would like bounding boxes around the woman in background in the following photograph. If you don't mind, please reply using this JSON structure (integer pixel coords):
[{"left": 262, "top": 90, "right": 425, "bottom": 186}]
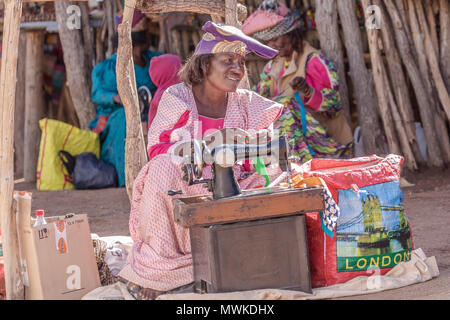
[
  {"left": 243, "top": 0, "right": 354, "bottom": 163},
  {"left": 89, "top": 10, "right": 162, "bottom": 187}
]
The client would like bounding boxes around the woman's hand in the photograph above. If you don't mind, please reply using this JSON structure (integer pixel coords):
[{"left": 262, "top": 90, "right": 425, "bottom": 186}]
[
  {"left": 113, "top": 94, "right": 122, "bottom": 105},
  {"left": 290, "top": 77, "right": 313, "bottom": 98}
]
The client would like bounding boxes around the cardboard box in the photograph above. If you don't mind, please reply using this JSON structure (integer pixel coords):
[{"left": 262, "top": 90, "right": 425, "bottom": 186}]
[{"left": 16, "top": 192, "right": 100, "bottom": 300}]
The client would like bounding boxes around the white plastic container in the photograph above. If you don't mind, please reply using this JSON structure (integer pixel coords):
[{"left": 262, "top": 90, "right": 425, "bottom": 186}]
[{"left": 33, "top": 210, "right": 47, "bottom": 227}]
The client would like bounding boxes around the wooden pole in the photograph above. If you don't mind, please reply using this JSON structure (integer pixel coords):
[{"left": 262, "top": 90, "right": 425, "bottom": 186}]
[
  {"left": 337, "top": 0, "right": 385, "bottom": 155},
  {"left": 105, "top": 0, "right": 116, "bottom": 58},
  {"left": 24, "top": 30, "right": 46, "bottom": 183},
  {"left": 385, "top": 0, "right": 443, "bottom": 168},
  {"left": 361, "top": 0, "right": 401, "bottom": 156},
  {"left": 373, "top": 0, "right": 424, "bottom": 165},
  {"left": 14, "top": 33, "right": 27, "bottom": 179},
  {"left": 315, "top": 0, "right": 352, "bottom": 124},
  {"left": 136, "top": 0, "right": 229, "bottom": 17},
  {"left": 406, "top": 0, "right": 450, "bottom": 164},
  {"left": 80, "top": 2, "right": 96, "bottom": 72},
  {"left": 361, "top": 0, "right": 416, "bottom": 170},
  {"left": 0, "top": 0, "right": 23, "bottom": 300},
  {"left": 414, "top": 0, "right": 450, "bottom": 123},
  {"left": 440, "top": 0, "right": 450, "bottom": 89},
  {"left": 116, "top": 0, "right": 148, "bottom": 200},
  {"left": 55, "top": 1, "right": 96, "bottom": 130}
]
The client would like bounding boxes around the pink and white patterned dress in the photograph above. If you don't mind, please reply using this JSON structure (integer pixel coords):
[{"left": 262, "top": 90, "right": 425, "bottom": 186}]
[{"left": 118, "top": 83, "right": 283, "bottom": 291}]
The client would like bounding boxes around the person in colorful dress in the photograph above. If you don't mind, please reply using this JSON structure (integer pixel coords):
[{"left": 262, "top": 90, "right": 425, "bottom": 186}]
[
  {"left": 242, "top": 0, "right": 354, "bottom": 163},
  {"left": 89, "top": 10, "right": 162, "bottom": 187},
  {"left": 118, "top": 21, "right": 284, "bottom": 300}
]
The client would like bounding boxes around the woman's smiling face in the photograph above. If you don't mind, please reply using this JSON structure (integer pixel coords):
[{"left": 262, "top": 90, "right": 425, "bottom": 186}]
[{"left": 205, "top": 53, "right": 245, "bottom": 92}]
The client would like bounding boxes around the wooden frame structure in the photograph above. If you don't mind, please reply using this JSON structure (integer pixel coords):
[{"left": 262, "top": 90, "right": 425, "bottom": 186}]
[
  {"left": 0, "top": 0, "right": 244, "bottom": 300},
  {"left": 0, "top": 0, "right": 89, "bottom": 300},
  {"left": 117, "top": 0, "right": 245, "bottom": 199}
]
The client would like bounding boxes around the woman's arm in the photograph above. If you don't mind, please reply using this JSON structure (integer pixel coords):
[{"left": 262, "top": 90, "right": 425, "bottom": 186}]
[
  {"left": 91, "top": 60, "right": 119, "bottom": 108},
  {"left": 302, "top": 53, "right": 341, "bottom": 117},
  {"left": 147, "top": 86, "right": 194, "bottom": 160}
]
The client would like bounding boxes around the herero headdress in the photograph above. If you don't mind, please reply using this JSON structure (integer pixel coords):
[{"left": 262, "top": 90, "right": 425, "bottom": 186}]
[
  {"left": 242, "top": 0, "right": 302, "bottom": 42},
  {"left": 194, "top": 21, "right": 279, "bottom": 59}
]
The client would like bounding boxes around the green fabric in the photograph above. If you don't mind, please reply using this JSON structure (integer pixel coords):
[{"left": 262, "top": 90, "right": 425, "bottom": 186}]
[{"left": 254, "top": 157, "right": 270, "bottom": 187}]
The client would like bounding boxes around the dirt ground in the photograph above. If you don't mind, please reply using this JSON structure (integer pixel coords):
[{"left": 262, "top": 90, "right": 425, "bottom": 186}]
[{"left": 14, "top": 167, "right": 450, "bottom": 300}]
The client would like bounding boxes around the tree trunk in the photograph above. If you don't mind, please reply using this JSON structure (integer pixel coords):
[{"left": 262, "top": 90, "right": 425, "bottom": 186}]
[
  {"left": 440, "top": 0, "right": 450, "bottom": 89},
  {"left": 0, "top": 0, "right": 24, "bottom": 300},
  {"left": 407, "top": 0, "right": 450, "bottom": 164},
  {"left": 24, "top": 30, "right": 46, "bottom": 183},
  {"left": 425, "top": 0, "right": 439, "bottom": 59},
  {"left": 315, "top": 0, "right": 351, "bottom": 124},
  {"left": 105, "top": 0, "right": 116, "bottom": 58},
  {"left": 361, "top": 0, "right": 401, "bottom": 157},
  {"left": 373, "top": 0, "right": 424, "bottom": 165},
  {"left": 414, "top": 0, "right": 450, "bottom": 123},
  {"left": 385, "top": 0, "right": 443, "bottom": 167},
  {"left": 80, "top": 2, "right": 95, "bottom": 73},
  {"left": 116, "top": 0, "right": 148, "bottom": 201},
  {"left": 137, "top": 0, "right": 235, "bottom": 17},
  {"left": 14, "top": 33, "right": 26, "bottom": 179},
  {"left": 55, "top": 1, "right": 96, "bottom": 130},
  {"left": 337, "top": 0, "right": 384, "bottom": 155},
  {"left": 95, "top": 26, "right": 106, "bottom": 65}
]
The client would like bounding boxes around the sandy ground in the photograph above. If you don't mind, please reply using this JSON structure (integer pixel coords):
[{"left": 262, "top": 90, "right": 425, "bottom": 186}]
[{"left": 13, "top": 167, "right": 450, "bottom": 300}]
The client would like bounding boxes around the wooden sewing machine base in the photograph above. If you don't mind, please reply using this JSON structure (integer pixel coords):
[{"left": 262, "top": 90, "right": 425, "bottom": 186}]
[{"left": 173, "top": 186, "right": 326, "bottom": 294}]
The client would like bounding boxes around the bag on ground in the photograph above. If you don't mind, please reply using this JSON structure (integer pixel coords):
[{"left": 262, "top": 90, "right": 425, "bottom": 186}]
[
  {"left": 37, "top": 118, "right": 100, "bottom": 190},
  {"left": 294, "top": 155, "right": 414, "bottom": 288},
  {"left": 58, "top": 151, "right": 118, "bottom": 190}
]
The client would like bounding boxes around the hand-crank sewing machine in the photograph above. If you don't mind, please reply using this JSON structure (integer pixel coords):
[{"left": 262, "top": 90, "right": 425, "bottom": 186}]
[{"left": 169, "top": 135, "right": 326, "bottom": 294}]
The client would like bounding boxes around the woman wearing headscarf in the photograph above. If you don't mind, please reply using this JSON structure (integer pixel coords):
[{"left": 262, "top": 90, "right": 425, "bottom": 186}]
[
  {"left": 118, "top": 21, "right": 285, "bottom": 299},
  {"left": 147, "top": 54, "right": 182, "bottom": 131},
  {"left": 242, "top": 0, "right": 354, "bottom": 163},
  {"left": 89, "top": 10, "right": 162, "bottom": 187}
]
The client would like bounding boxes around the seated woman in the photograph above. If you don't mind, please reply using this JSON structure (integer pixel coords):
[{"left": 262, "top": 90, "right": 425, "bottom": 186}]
[
  {"left": 89, "top": 10, "right": 162, "bottom": 187},
  {"left": 242, "top": 0, "right": 354, "bottom": 163},
  {"left": 147, "top": 54, "right": 182, "bottom": 131},
  {"left": 118, "top": 21, "right": 284, "bottom": 299}
]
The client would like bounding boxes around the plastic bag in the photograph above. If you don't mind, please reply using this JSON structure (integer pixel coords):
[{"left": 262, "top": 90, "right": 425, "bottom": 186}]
[
  {"left": 293, "top": 155, "right": 414, "bottom": 288},
  {"left": 58, "top": 151, "right": 118, "bottom": 189},
  {"left": 37, "top": 118, "right": 100, "bottom": 190}
]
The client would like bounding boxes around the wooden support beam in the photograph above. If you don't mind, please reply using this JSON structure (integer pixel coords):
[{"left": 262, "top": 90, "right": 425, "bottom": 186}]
[
  {"left": 55, "top": 1, "right": 96, "bottom": 130},
  {"left": 14, "top": 33, "right": 27, "bottom": 179},
  {"left": 337, "top": 0, "right": 384, "bottom": 156},
  {"left": 361, "top": 0, "right": 401, "bottom": 157},
  {"left": 24, "top": 30, "right": 46, "bottom": 183},
  {"left": 385, "top": 0, "right": 443, "bottom": 167},
  {"left": 116, "top": 0, "right": 148, "bottom": 201},
  {"left": 137, "top": 0, "right": 226, "bottom": 17},
  {"left": 315, "top": 0, "right": 352, "bottom": 125},
  {"left": 0, "top": 0, "right": 24, "bottom": 300}
]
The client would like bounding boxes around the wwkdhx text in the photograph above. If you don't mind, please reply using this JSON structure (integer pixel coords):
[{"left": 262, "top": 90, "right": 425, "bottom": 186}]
[{"left": 175, "top": 303, "right": 276, "bottom": 318}]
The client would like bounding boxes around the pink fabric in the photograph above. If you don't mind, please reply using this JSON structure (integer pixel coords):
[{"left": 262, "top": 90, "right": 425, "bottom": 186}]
[
  {"left": 304, "top": 56, "right": 333, "bottom": 111},
  {"left": 197, "top": 116, "right": 225, "bottom": 136},
  {"left": 119, "top": 83, "right": 283, "bottom": 291},
  {"left": 242, "top": 2, "right": 290, "bottom": 35},
  {"left": 147, "top": 110, "right": 189, "bottom": 160},
  {"left": 148, "top": 54, "right": 182, "bottom": 128}
]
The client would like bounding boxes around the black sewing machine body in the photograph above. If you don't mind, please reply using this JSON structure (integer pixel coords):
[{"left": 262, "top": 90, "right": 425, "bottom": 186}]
[{"left": 179, "top": 135, "right": 292, "bottom": 200}]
